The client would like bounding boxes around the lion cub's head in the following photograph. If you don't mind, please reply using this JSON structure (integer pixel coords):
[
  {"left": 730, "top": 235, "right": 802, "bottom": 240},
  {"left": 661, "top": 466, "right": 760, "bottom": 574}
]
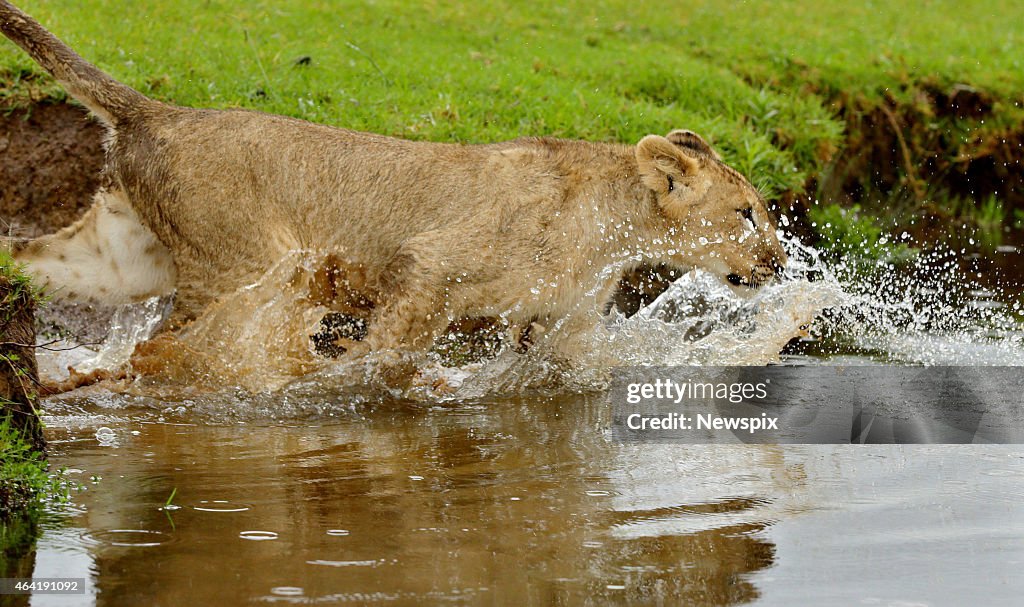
[{"left": 635, "top": 130, "right": 787, "bottom": 289}]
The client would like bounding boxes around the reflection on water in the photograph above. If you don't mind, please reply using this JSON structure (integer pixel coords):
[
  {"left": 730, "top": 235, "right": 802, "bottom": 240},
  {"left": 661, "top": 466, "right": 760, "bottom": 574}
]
[{"left": 18, "top": 395, "right": 1024, "bottom": 606}]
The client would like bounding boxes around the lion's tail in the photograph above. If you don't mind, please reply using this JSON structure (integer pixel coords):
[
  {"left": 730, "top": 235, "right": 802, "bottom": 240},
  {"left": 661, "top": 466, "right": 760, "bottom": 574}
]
[{"left": 0, "top": 1, "right": 152, "bottom": 125}]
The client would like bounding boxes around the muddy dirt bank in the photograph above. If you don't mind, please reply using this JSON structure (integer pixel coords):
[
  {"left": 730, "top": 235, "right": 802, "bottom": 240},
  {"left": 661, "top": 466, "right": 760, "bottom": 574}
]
[{"left": 0, "top": 101, "right": 103, "bottom": 239}]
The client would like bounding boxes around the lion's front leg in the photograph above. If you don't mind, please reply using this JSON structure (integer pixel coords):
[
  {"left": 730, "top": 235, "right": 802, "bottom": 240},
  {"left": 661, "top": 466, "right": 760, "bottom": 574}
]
[
  {"left": 514, "top": 317, "right": 548, "bottom": 353},
  {"left": 359, "top": 281, "right": 449, "bottom": 355},
  {"left": 345, "top": 238, "right": 455, "bottom": 357}
]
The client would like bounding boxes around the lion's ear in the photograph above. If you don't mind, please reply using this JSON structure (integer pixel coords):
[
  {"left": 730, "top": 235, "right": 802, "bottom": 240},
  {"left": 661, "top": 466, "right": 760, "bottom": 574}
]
[
  {"left": 666, "top": 129, "right": 721, "bottom": 160},
  {"left": 635, "top": 135, "right": 699, "bottom": 195}
]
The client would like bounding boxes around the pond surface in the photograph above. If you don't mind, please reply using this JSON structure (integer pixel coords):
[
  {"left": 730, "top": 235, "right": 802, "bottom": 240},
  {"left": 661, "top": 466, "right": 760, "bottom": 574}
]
[
  {"left": 21, "top": 386, "right": 1024, "bottom": 606},
  {"left": 12, "top": 238, "right": 1024, "bottom": 606}
]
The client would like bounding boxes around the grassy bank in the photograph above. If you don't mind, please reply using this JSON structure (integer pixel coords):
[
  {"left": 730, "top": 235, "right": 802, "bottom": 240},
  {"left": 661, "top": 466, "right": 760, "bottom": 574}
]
[
  {"left": 1, "top": 410, "right": 67, "bottom": 582},
  {"left": 0, "top": 418, "right": 50, "bottom": 518},
  {"left": 1, "top": 0, "right": 1021, "bottom": 245},
  {"left": 1, "top": 250, "right": 62, "bottom": 523}
]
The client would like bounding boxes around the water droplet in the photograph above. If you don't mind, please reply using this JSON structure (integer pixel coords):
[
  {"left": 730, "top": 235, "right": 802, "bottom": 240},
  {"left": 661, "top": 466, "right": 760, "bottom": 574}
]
[
  {"left": 239, "top": 531, "right": 278, "bottom": 541},
  {"left": 85, "top": 529, "right": 170, "bottom": 547},
  {"left": 306, "top": 559, "right": 380, "bottom": 568},
  {"left": 192, "top": 500, "right": 252, "bottom": 513},
  {"left": 95, "top": 427, "right": 117, "bottom": 446}
]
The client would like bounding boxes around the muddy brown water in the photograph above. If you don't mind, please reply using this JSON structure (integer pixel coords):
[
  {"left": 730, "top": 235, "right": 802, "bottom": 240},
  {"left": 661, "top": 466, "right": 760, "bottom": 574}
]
[{"left": 20, "top": 383, "right": 1024, "bottom": 606}]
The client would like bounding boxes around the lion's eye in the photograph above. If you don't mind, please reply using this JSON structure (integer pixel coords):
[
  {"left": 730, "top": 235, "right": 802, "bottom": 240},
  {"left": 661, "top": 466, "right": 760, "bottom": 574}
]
[{"left": 740, "top": 207, "right": 755, "bottom": 225}]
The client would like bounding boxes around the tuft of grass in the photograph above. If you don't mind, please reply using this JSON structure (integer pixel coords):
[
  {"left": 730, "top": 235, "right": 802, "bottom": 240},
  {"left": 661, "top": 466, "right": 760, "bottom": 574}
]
[
  {"left": 926, "top": 192, "right": 1013, "bottom": 250},
  {"left": 978, "top": 195, "right": 1006, "bottom": 226},
  {"left": 1, "top": 249, "right": 46, "bottom": 328},
  {"left": 0, "top": 249, "right": 38, "bottom": 300},
  {"left": 0, "top": 418, "right": 71, "bottom": 519},
  {"left": 966, "top": 195, "right": 1007, "bottom": 250}
]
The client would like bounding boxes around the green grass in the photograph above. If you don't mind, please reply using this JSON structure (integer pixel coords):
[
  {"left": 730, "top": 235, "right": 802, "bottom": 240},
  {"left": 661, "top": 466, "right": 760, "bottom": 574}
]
[
  {"left": 0, "top": 1, "right": 1021, "bottom": 214},
  {"left": 0, "top": 0, "right": 853, "bottom": 200},
  {"left": 683, "top": 2, "right": 1024, "bottom": 95},
  {"left": 1, "top": 248, "right": 44, "bottom": 352},
  {"left": 0, "top": 248, "right": 37, "bottom": 308},
  {"left": 0, "top": 418, "right": 70, "bottom": 519},
  {"left": 808, "top": 203, "right": 917, "bottom": 263}
]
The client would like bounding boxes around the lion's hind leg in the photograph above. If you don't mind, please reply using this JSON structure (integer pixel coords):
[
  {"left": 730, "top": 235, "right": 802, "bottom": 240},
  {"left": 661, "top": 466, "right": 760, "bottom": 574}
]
[{"left": 13, "top": 189, "right": 176, "bottom": 304}]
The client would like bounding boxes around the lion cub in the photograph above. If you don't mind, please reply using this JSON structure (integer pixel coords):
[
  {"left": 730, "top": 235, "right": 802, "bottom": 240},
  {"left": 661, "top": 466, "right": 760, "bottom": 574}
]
[{"left": 1, "top": 1, "right": 786, "bottom": 357}]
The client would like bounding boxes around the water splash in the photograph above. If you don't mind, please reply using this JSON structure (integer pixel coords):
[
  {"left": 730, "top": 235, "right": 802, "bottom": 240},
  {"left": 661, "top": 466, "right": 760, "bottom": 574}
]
[
  {"left": 75, "top": 296, "right": 174, "bottom": 373},
  {"left": 433, "top": 235, "right": 842, "bottom": 398},
  {"left": 48, "top": 234, "right": 1023, "bottom": 412},
  {"left": 127, "top": 252, "right": 334, "bottom": 393},
  {"left": 801, "top": 241, "right": 1024, "bottom": 365}
]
